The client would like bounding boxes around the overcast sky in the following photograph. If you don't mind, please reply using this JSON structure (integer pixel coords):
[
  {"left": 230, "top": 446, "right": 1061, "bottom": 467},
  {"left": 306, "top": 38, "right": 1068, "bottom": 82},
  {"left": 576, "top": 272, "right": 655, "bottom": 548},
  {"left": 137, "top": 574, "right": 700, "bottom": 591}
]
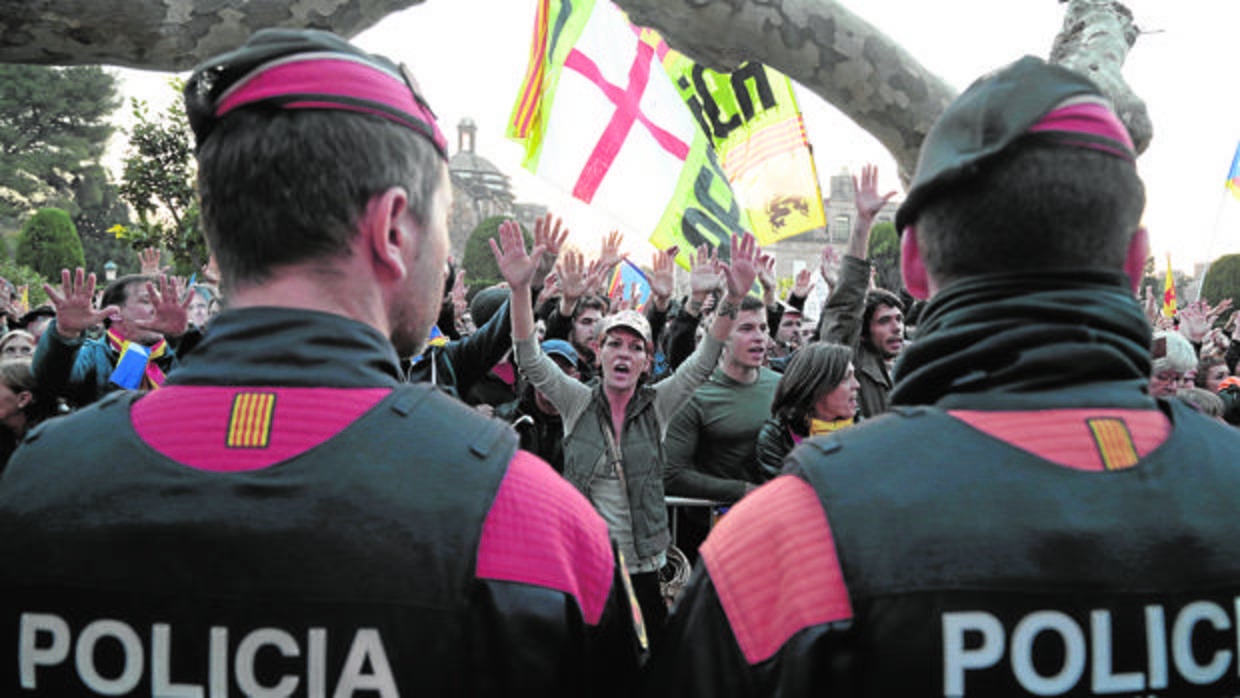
[{"left": 116, "top": 0, "right": 1240, "bottom": 273}]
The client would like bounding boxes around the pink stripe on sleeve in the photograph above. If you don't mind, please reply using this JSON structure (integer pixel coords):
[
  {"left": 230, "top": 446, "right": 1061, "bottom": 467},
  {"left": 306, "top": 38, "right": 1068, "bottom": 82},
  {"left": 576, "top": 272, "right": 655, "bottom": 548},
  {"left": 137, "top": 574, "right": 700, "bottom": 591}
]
[
  {"left": 701, "top": 475, "right": 853, "bottom": 665},
  {"left": 476, "top": 451, "right": 615, "bottom": 625}
]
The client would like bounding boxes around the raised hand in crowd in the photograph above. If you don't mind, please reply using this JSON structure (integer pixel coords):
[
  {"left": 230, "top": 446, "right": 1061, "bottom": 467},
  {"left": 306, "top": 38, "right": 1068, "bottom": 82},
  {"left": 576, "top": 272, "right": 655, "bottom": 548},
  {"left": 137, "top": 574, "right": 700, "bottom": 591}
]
[
  {"left": 598, "top": 229, "right": 626, "bottom": 277},
  {"left": 44, "top": 268, "right": 118, "bottom": 339},
  {"left": 684, "top": 243, "right": 723, "bottom": 317},
  {"left": 819, "top": 244, "right": 841, "bottom": 291},
  {"left": 536, "top": 270, "right": 560, "bottom": 310},
  {"left": 718, "top": 232, "right": 761, "bottom": 305},
  {"left": 138, "top": 247, "right": 164, "bottom": 276},
  {"left": 200, "top": 254, "right": 221, "bottom": 287},
  {"left": 791, "top": 266, "right": 815, "bottom": 301},
  {"left": 648, "top": 245, "right": 678, "bottom": 311},
  {"left": 757, "top": 252, "right": 777, "bottom": 307},
  {"left": 136, "top": 275, "right": 192, "bottom": 338},
  {"left": 449, "top": 267, "right": 468, "bottom": 318},
  {"left": 493, "top": 220, "right": 547, "bottom": 293},
  {"left": 555, "top": 248, "right": 590, "bottom": 317},
  {"left": 1206, "top": 298, "right": 1234, "bottom": 325},
  {"left": 1177, "top": 300, "right": 1214, "bottom": 344},
  {"left": 1203, "top": 326, "right": 1230, "bottom": 358},
  {"left": 533, "top": 213, "right": 569, "bottom": 281},
  {"left": 848, "top": 163, "right": 898, "bottom": 258},
  {"left": 1140, "top": 285, "right": 1161, "bottom": 328}
]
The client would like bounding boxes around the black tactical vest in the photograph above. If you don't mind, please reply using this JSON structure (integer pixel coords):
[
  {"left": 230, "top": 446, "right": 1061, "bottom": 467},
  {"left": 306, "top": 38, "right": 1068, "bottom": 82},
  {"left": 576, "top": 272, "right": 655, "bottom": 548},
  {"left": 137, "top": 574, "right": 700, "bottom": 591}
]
[
  {"left": 787, "top": 403, "right": 1240, "bottom": 697},
  {"left": 0, "top": 384, "right": 518, "bottom": 696}
]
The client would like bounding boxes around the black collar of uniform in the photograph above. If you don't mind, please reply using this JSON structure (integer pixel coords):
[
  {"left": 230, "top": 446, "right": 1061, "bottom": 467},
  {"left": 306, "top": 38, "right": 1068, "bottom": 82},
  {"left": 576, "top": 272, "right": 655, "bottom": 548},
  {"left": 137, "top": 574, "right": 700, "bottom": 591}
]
[{"left": 168, "top": 307, "right": 403, "bottom": 388}]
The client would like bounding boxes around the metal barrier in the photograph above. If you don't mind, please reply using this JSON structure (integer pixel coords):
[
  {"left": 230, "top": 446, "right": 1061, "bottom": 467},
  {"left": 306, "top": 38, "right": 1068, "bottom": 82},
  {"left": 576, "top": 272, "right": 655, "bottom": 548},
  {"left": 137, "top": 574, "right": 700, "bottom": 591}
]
[{"left": 665, "top": 496, "right": 727, "bottom": 541}]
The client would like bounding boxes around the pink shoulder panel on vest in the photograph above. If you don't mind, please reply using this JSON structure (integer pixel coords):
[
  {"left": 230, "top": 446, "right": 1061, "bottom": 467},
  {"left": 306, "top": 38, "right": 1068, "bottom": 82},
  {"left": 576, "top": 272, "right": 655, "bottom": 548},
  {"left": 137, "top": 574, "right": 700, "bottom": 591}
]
[
  {"left": 476, "top": 451, "right": 615, "bottom": 625},
  {"left": 701, "top": 475, "right": 853, "bottom": 665},
  {"left": 948, "top": 408, "right": 1169, "bottom": 471},
  {"left": 132, "top": 386, "right": 390, "bottom": 471}
]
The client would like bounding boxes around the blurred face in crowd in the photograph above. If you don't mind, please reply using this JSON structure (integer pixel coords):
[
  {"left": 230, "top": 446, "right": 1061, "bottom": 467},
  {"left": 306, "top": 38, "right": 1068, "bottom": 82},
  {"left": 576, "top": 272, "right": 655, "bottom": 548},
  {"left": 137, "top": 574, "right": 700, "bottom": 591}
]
[
  {"left": 1149, "top": 369, "right": 1185, "bottom": 398},
  {"left": 1, "top": 333, "right": 34, "bottom": 359},
  {"left": 813, "top": 363, "right": 860, "bottom": 421},
  {"left": 724, "top": 309, "right": 769, "bottom": 370},
  {"left": 598, "top": 327, "right": 648, "bottom": 393},
  {"left": 868, "top": 303, "right": 904, "bottom": 360},
  {"left": 1203, "top": 362, "right": 1232, "bottom": 393},
  {"left": 0, "top": 379, "right": 30, "bottom": 433},
  {"left": 111, "top": 281, "right": 162, "bottom": 345},
  {"left": 187, "top": 294, "right": 211, "bottom": 328},
  {"left": 776, "top": 312, "right": 802, "bottom": 347},
  {"left": 572, "top": 308, "right": 603, "bottom": 351},
  {"left": 534, "top": 355, "right": 579, "bottom": 415}
]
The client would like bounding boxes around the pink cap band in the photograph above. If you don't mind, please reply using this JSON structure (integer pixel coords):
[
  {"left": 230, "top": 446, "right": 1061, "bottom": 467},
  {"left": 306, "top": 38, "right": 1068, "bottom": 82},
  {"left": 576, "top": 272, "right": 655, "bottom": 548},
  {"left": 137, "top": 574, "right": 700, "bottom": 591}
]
[
  {"left": 214, "top": 52, "right": 448, "bottom": 159},
  {"left": 1028, "top": 97, "right": 1135, "bottom": 161}
]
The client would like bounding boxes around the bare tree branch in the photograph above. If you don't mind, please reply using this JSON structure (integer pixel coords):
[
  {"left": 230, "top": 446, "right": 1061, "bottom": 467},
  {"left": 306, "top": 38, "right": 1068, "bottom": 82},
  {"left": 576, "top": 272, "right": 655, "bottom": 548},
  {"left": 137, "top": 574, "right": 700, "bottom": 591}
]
[
  {"left": 0, "top": 0, "right": 427, "bottom": 71},
  {"left": 0, "top": 0, "right": 1150, "bottom": 176}
]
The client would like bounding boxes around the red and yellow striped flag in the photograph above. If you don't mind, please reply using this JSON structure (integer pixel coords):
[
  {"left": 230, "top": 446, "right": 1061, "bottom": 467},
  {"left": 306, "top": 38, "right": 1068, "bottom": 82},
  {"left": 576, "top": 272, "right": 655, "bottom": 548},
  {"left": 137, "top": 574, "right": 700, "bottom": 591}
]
[{"left": 1161, "top": 253, "right": 1176, "bottom": 318}]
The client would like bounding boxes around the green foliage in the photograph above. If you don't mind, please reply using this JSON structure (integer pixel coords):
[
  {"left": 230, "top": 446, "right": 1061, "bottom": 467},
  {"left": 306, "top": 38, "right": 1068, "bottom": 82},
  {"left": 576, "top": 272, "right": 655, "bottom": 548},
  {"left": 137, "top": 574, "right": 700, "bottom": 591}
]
[
  {"left": 0, "top": 259, "right": 50, "bottom": 308},
  {"left": 115, "top": 81, "right": 205, "bottom": 275},
  {"left": 0, "top": 65, "right": 120, "bottom": 225},
  {"left": 866, "top": 221, "right": 902, "bottom": 292},
  {"left": 15, "top": 208, "right": 85, "bottom": 279},
  {"left": 71, "top": 164, "right": 138, "bottom": 276},
  {"left": 1201, "top": 254, "right": 1240, "bottom": 314},
  {"left": 461, "top": 216, "right": 530, "bottom": 290}
]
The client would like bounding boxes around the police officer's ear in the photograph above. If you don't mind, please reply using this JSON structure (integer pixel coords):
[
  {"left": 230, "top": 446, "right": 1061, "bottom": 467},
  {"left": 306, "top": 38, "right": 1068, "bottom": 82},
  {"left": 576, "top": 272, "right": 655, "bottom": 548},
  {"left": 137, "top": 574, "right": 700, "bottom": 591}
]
[
  {"left": 900, "top": 226, "right": 931, "bottom": 301},
  {"left": 1123, "top": 226, "right": 1150, "bottom": 296},
  {"left": 362, "top": 186, "right": 413, "bottom": 284}
]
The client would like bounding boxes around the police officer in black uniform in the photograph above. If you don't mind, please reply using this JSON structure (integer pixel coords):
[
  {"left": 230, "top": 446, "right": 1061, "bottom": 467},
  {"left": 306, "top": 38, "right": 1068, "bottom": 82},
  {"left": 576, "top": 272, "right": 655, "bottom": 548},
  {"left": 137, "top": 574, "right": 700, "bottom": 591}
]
[
  {"left": 644, "top": 56, "right": 1240, "bottom": 697},
  {"left": 0, "top": 29, "right": 641, "bottom": 696}
]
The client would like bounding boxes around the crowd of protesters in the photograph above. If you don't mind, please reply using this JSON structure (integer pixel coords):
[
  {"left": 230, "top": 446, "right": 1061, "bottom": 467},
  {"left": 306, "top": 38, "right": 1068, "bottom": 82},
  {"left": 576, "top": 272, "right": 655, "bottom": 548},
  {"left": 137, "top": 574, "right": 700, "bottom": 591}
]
[{"left": 3, "top": 27, "right": 1240, "bottom": 697}]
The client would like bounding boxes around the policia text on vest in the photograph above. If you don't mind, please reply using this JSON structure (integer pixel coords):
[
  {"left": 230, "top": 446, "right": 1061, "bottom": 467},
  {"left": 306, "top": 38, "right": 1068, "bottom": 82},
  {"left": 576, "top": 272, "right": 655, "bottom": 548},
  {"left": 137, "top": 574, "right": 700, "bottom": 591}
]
[
  {"left": 19, "top": 613, "right": 398, "bottom": 697},
  {"left": 944, "top": 599, "right": 1240, "bottom": 696}
]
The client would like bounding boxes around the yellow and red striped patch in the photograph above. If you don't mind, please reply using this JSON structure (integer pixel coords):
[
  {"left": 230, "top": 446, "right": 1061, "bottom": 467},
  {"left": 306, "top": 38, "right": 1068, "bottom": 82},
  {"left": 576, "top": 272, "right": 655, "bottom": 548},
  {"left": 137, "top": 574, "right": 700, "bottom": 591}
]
[
  {"left": 1086, "top": 417, "right": 1139, "bottom": 471},
  {"left": 227, "top": 392, "right": 276, "bottom": 449}
]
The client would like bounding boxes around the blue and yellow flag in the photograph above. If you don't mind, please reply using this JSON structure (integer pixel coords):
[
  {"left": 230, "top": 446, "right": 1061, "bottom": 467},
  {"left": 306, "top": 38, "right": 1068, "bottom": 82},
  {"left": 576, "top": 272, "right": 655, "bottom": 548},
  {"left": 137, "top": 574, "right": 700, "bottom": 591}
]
[{"left": 1227, "top": 142, "right": 1240, "bottom": 201}]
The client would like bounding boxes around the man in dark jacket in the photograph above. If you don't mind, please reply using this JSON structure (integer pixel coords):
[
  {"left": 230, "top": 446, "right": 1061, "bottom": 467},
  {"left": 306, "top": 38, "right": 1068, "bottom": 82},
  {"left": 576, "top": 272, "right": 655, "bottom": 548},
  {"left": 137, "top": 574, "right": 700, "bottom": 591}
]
[
  {"left": 815, "top": 164, "right": 901, "bottom": 419},
  {"left": 0, "top": 29, "right": 641, "bottom": 696},
  {"left": 646, "top": 56, "right": 1240, "bottom": 696}
]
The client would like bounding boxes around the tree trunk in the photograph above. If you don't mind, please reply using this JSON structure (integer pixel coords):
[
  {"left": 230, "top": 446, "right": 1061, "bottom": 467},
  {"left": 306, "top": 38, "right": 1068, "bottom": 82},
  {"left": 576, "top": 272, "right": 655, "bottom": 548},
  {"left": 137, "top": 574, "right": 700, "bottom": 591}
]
[
  {"left": 0, "top": 0, "right": 1150, "bottom": 177},
  {"left": 0, "top": 0, "right": 426, "bottom": 71},
  {"left": 614, "top": 0, "right": 1150, "bottom": 182}
]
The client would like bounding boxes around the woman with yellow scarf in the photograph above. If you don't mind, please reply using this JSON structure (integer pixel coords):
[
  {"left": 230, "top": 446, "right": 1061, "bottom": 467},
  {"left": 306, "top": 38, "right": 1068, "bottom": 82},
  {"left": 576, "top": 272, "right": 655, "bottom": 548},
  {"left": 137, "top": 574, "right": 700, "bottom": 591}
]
[{"left": 756, "top": 343, "right": 859, "bottom": 479}]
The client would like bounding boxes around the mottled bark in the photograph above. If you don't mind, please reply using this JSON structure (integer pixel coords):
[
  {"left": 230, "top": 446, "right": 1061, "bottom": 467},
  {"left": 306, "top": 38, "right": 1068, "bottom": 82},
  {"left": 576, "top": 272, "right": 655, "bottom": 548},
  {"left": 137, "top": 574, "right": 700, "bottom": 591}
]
[
  {"left": 0, "top": 0, "right": 1149, "bottom": 175},
  {"left": 614, "top": 0, "right": 1150, "bottom": 183},
  {"left": 1049, "top": 0, "right": 1151, "bottom": 153},
  {"left": 0, "top": 0, "right": 426, "bottom": 71}
]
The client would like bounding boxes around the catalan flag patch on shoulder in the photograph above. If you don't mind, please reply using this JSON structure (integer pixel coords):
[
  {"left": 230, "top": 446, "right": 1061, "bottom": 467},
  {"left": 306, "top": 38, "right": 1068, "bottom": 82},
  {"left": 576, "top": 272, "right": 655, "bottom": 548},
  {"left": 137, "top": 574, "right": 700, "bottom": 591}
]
[
  {"left": 227, "top": 392, "right": 277, "bottom": 449},
  {"left": 1086, "top": 417, "right": 1138, "bottom": 471}
]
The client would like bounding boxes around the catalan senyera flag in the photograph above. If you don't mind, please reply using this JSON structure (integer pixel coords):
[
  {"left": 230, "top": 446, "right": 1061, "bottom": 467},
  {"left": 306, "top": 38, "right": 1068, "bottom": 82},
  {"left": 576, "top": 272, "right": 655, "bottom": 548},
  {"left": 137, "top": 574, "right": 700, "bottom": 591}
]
[
  {"left": 509, "top": 0, "right": 781, "bottom": 271},
  {"left": 1162, "top": 253, "right": 1176, "bottom": 318},
  {"left": 1227, "top": 142, "right": 1240, "bottom": 201},
  {"left": 635, "top": 29, "right": 826, "bottom": 246}
]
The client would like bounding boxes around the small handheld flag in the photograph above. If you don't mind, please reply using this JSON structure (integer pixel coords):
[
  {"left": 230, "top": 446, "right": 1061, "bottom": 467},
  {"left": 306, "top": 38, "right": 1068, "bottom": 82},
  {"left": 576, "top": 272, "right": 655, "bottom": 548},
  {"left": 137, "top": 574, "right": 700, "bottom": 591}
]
[{"left": 1162, "top": 253, "right": 1176, "bottom": 318}]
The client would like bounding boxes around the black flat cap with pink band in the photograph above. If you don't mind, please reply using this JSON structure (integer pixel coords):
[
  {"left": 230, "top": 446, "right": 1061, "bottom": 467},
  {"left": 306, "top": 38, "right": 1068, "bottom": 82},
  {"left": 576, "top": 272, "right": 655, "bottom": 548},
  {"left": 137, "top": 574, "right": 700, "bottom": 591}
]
[
  {"left": 895, "top": 55, "right": 1136, "bottom": 233},
  {"left": 183, "top": 28, "right": 448, "bottom": 160}
]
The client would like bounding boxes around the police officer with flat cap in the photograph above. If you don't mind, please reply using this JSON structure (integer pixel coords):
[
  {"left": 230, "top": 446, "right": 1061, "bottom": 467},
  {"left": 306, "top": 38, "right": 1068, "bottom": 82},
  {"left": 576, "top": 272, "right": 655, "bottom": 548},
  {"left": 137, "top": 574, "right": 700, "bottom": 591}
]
[
  {"left": 644, "top": 56, "right": 1240, "bottom": 697},
  {"left": 0, "top": 29, "right": 641, "bottom": 696}
]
